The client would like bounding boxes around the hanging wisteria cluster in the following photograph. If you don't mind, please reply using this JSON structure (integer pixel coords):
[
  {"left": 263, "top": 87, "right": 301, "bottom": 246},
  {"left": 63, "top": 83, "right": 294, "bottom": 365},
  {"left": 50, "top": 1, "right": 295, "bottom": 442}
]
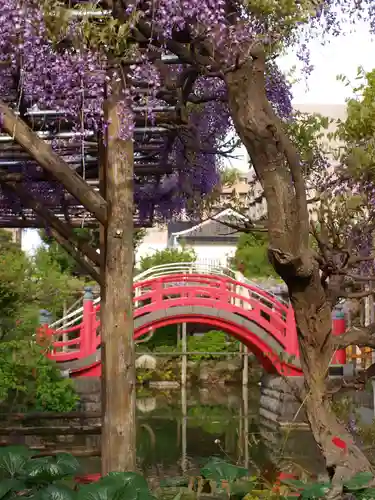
[{"left": 0, "top": 0, "right": 374, "bottom": 224}]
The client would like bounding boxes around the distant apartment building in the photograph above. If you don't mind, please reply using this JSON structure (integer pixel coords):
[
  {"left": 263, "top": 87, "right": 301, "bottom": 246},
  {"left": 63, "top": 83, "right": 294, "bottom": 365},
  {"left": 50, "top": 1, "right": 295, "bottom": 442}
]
[
  {"left": 137, "top": 103, "right": 346, "bottom": 264},
  {"left": 220, "top": 173, "right": 250, "bottom": 207}
]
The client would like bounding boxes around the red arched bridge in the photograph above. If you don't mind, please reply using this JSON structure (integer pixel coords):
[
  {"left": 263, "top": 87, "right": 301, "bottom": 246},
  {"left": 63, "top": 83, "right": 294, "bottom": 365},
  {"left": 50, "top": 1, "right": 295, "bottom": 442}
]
[{"left": 39, "top": 263, "right": 347, "bottom": 378}]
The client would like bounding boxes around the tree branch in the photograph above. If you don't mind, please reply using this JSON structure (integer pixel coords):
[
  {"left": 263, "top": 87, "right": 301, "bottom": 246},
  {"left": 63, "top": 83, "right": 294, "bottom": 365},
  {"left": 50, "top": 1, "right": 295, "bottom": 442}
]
[
  {"left": 0, "top": 180, "right": 103, "bottom": 268},
  {"left": 333, "top": 323, "right": 375, "bottom": 350}
]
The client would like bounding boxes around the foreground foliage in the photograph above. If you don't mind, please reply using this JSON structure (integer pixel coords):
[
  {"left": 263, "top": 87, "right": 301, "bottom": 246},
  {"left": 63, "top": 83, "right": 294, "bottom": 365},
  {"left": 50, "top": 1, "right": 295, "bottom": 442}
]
[
  {"left": 0, "top": 341, "right": 78, "bottom": 411},
  {"left": 1, "top": 446, "right": 375, "bottom": 500},
  {"left": 0, "top": 230, "right": 82, "bottom": 342}
]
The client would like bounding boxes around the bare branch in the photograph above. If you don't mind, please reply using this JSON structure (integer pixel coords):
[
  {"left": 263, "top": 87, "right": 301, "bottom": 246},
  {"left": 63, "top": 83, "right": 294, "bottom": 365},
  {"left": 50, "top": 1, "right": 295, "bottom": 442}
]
[
  {"left": 214, "top": 217, "right": 268, "bottom": 233},
  {"left": 340, "top": 289, "right": 375, "bottom": 299},
  {"left": 333, "top": 323, "right": 375, "bottom": 349}
]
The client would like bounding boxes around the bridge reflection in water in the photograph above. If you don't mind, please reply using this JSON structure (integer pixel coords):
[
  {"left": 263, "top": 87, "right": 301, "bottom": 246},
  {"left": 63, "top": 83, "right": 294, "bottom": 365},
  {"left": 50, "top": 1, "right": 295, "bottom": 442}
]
[{"left": 2, "top": 385, "right": 327, "bottom": 482}]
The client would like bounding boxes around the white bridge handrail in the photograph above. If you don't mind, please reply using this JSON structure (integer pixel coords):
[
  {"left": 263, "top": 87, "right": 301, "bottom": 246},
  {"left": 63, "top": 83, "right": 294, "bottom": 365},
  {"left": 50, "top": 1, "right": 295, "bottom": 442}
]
[{"left": 49, "top": 261, "right": 288, "bottom": 330}]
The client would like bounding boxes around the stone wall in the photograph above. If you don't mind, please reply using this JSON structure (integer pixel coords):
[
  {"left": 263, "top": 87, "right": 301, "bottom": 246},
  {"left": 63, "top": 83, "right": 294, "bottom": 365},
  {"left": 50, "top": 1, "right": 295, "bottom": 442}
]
[{"left": 259, "top": 375, "right": 305, "bottom": 429}]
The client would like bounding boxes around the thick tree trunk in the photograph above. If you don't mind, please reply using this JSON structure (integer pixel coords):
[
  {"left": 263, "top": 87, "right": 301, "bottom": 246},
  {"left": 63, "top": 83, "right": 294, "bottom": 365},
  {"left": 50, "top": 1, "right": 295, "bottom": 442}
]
[
  {"left": 289, "top": 268, "right": 372, "bottom": 482},
  {"left": 224, "top": 48, "right": 373, "bottom": 481},
  {"left": 100, "top": 79, "right": 136, "bottom": 474}
]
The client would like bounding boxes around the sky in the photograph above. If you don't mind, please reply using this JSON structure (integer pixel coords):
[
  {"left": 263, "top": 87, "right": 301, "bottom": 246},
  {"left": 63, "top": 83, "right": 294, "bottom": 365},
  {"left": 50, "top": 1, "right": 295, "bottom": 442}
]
[{"left": 21, "top": 21, "right": 375, "bottom": 255}]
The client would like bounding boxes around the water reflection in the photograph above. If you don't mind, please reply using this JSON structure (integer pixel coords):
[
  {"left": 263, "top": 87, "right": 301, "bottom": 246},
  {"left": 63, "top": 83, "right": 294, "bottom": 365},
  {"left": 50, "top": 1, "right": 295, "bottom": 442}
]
[
  {"left": 3, "top": 381, "right": 375, "bottom": 482},
  {"left": 71, "top": 384, "right": 326, "bottom": 479}
]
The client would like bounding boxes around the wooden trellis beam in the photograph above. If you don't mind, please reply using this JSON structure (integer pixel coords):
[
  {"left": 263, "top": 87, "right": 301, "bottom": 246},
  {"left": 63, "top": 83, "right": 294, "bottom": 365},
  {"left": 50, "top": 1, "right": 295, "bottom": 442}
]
[
  {"left": 0, "top": 180, "right": 103, "bottom": 268},
  {"left": 0, "top": 101, "right": 107, "bottom": 224},
  {"left": 50, "top": 229, "right": 102, "bottom": 285}
]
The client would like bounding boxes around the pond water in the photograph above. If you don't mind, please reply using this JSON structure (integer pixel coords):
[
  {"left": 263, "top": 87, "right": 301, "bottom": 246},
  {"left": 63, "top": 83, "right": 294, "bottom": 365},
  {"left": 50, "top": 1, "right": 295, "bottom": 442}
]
[
  {"left": 4, "top": 383, "right": 375, "bottom": 483},
  {"left": 70, "top": 384, "right": 327, "bottom": 481}
]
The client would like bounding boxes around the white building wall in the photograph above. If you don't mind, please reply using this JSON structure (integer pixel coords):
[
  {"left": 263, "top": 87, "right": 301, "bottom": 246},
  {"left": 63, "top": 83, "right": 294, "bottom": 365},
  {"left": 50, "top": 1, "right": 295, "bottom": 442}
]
[
  {"left": 135, "top": 226, "right": 168, "bottom": 264},
  {"left": 179, "top": 243, "right": 236, "bottom": 267}
]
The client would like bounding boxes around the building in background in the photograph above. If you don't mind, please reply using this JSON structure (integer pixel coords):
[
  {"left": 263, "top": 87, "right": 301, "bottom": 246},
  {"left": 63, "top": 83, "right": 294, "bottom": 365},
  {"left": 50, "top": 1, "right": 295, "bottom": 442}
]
[
  {"left": 136, "top": 104, "right": 346, "bottom": 265},
  {"left": 4, "top": 228, "right": 22, "bottom": 246},
  {"left": 168, "top": 209, "right": 245, "bottom": 268}
]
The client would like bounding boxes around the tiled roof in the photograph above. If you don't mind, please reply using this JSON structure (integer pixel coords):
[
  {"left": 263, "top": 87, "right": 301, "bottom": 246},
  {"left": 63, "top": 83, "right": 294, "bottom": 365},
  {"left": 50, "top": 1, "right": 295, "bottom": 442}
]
[{"left": 172, "top": 210, "right": 244, "bottom": 242}]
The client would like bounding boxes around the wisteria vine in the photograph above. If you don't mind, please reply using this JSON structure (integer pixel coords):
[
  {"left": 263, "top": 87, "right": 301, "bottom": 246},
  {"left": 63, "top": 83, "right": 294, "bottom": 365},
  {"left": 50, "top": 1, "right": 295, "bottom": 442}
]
[{"left": 0, "top": 0, "right": 374, "bottom": 224}]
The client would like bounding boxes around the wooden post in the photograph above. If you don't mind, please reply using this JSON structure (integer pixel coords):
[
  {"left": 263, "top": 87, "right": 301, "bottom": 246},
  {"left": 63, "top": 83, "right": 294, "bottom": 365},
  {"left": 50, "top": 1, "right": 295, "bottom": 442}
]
[
  {"left": 62, "top": 301, "right": 68, "bottom": 353},
  {"left": 242, "top": 383, "right": 249, "bottom": 468},
  {"left": 100, "top": 74, "right": 136, "bottom": 473},
  {"left": 181, "top": 385, "right": 187, "bottom": 473},
  {"left": 81, "top": 287, "right": 95, "bottom": 358},
  {"left": 242, "top": 345, "right": 248, "bottom": 386},
  {"left": 181, "top": 322, "right": 187, "bottom": 388}
]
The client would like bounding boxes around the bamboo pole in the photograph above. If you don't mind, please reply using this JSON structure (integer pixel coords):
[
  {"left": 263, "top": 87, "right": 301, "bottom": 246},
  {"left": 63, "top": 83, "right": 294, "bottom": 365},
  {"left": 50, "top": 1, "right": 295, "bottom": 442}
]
[
  {"left": 181, "top": 323, "right": 187, "bottom": 388},
  {"left": 181, "top": 385, "right": 187, "bottom": 473}
]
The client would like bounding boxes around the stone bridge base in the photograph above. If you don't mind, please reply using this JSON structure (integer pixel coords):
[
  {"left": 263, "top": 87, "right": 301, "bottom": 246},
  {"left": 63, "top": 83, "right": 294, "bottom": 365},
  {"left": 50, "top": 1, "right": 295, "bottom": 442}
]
[
  {"left": 259, "top": 375, "right": 326, "bottom": 475},
  {"left": 259, "top": 374, "right": 306, "bottom": 429}
]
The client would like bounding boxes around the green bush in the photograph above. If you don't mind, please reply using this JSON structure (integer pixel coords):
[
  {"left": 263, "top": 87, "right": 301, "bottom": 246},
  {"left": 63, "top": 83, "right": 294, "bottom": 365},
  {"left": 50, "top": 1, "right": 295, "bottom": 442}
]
[
  {"left": 138, "top": 246, "right": 196, "bottom": 273},
  {"left": 183, "top": 330, "right": 240, "bottom": 361},
  {"left": 0, "top": 340, "right": 78, "bottom": 412}
]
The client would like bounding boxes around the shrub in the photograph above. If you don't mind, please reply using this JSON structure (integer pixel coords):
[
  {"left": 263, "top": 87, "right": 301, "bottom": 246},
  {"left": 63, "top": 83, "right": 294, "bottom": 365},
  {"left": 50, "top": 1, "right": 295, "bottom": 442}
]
[
  {"left": 183, "top": 330, "right": 240, "bottom": 361},
  {"left": 0, "top": 340, "right": 78, "bottom": 412}
]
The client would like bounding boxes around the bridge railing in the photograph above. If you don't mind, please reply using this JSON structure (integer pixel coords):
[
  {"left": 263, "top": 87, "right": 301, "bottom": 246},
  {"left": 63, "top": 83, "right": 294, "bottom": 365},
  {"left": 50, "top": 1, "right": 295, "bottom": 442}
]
[
  {"left": 49, "top": 262, "right": 288, "bottom": 331},
  {"left": 45, "top": 272, "right": 298, "bottom": 362}
]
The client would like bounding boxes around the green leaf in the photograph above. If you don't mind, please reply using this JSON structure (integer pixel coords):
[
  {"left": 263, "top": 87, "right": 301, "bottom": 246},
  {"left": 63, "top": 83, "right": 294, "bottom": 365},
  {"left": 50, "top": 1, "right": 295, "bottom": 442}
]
[
  {"left": 77, "top": 473, "right": 153, "bottom": 500},
  {"left": 35, "top": 484, "right": 76, "bottom": 500},
  {"left": 358, "top": 487, "right": 375, "bottom": 499},
  {"left": 300, "top": 483, "right": 331, "bottom": 499},
  {"left": 102, "top": 471, "right": 149, "bottom": 491},
  {"left": 25, "top": 454, "right": 80, "bottom": 483},
  {"left": 200, "top": 459, "right": 248, "bottom": 483},
  {"left": 344, "top": 472, "right": 374, "bottom": 491},
  {"left": 53, "top": 454, "right": 81, "bottom": 476},
  {"left": 76, "top": 482, "right": 112, "bottom": 500},
  {"left": 229, "top": 479, "right": 257, "bottom": 498},
  {"left": 0, "top": 478, "right": 26, "bottom": 499},
  {"left": 112, "top": 485, "right": 156, "bottom": 500},
  {"left": 159, "top": 477, "right": 189, "bottom": 488},
  {"left": 281, "top": 479, "right": 307, "bottom": 490},
  {"left": 281, "top": 480, "right": 331, "bottom": 498},
  {"left": 0, "top": 446, "right": 32, "bottom": 479}
]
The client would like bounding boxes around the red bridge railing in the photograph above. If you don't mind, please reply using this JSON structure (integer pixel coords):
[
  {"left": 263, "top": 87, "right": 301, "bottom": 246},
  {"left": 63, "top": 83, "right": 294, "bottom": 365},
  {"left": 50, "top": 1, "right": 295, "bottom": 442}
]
[{"left": 38, "top": 272, "right": 347, "bottom": 368}]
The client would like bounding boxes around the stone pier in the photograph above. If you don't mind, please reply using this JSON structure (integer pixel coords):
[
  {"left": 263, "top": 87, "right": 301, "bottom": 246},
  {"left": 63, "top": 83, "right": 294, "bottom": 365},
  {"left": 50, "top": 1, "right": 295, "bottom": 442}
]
[
  {"left": 259, "top": 374, "right": 306, "bottom": 429},
  {"left": 259, "top": 374, "right": 325, "bottom": 475}
]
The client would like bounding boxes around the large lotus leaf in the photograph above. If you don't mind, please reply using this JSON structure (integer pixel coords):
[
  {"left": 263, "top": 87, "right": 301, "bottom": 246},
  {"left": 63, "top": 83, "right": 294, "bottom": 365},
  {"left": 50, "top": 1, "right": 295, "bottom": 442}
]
[
  {"left": 76, "top": 481, "right": 112, "bottom": 500},
  {"left": 200, "top": 459, "right": 248, "bottom": 483},
  {"left": 0, "top": 478, "right": 26, "bottom": 499},
  {"left": 24, "top": 454, "right": 80, "bottom": 483},
  {"left": 54, "top": 454, "right": 81, "bottom": 476},
  {"left": 357, "top": 487, "right": 375, "bottom": 499},
  {"left": 344, "top": 472, "right": 374, "bottom": 491},
  {"left": 300, "top": 483, "right": 331, "bottom": 499},
  {"left": 112, "top": 485, "right": 156, "bottom": 500},
  {"left": 102, "top": 472, "right": 149, "bottom": 492},
  {"left": 229, "top": 479, "right": 258, "bottom": 499},
  {"left": 0, "top": 446, "right": 32, "bottom": 479},
  {"left": 34, "top": 485, "right": 76, "bottom": 500},
  {"left": 77, "top": 475, "right": 154, "bottom": 500},
  {"left": 281, "top": 479, "right": 331, "bottom": 499}
]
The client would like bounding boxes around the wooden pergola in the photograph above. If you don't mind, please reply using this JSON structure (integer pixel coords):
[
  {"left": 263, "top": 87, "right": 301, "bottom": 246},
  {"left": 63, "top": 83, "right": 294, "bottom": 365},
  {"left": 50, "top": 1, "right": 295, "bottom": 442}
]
[{"left": 0, "top": 11, "right": 193, "bottom": 471}]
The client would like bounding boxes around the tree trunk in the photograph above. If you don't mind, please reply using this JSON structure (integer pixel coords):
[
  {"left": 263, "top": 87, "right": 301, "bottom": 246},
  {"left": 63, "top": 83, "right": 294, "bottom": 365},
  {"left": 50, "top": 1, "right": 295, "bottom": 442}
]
[
  {"left": 100, "top": 76, "right": 136, "bottom": 474},
  {"left": 289, "top": 268, "right": 372, "bottom": 482},
  {"left": 224, "top": 48, "right": 373, "bottom": 481}
]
